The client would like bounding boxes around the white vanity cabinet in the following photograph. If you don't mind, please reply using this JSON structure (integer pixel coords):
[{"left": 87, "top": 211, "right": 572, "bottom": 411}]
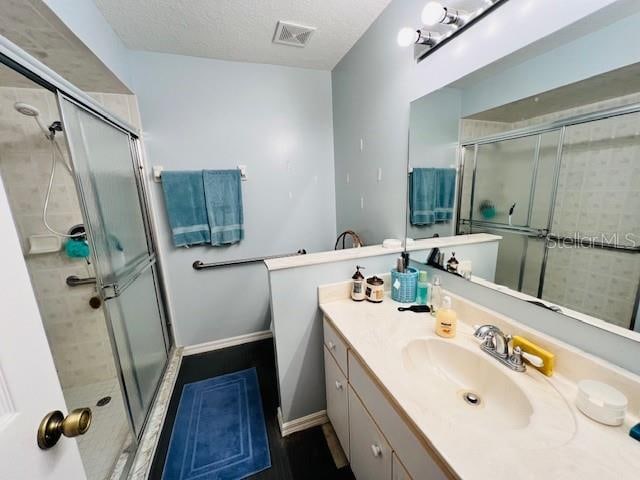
[{"left": 323, "top": 317, "right": 453, "bottom": 480}]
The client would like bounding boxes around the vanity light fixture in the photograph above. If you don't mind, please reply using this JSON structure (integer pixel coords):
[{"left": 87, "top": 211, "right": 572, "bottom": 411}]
[
  {"left": 397, "top": 28, "right": 442, "bottom": 47},
  {"left": 398, "top": 0, "right": 508, "bottom": 62},
  {"left": 421, "top": 1, "right": 468, "bottom": 27}
]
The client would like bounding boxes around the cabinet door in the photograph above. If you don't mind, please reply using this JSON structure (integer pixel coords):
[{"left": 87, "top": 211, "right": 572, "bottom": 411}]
[
  {"left": 348, "top": 386, "right": 392, "bottom": 480},
  {"left": 324, "top": 317, "right": 348, "bottom": 375},
  {"left": 393, "top": 453, "right": 412, "bottom": 480},
  {"left": 324, "top": 346, "right": 350, "bottom": 458}
]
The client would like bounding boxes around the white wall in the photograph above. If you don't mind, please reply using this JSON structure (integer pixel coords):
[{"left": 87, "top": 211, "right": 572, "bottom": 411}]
[{"left": 129, "top": 51, "right": 336, "bottom": 346}]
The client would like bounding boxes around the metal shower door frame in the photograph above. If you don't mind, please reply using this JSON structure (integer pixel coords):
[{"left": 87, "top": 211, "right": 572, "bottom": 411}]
[{"left": 56, "top": 93, "right": 172, "bottom": 440}]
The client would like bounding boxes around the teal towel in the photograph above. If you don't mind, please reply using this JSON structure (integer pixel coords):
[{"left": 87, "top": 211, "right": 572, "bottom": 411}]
[
  {"left": 161, "top": 171, "right": 211, "bottom": 247},
  {"left": 410, "top": 168, "right": 456, "bottom": 226},
  {"left": 203, "top": 170, "right": 244, "bottom": 246}
]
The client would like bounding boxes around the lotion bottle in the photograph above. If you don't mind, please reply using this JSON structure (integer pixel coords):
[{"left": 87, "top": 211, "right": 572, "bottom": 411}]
[{"left": 435, "top": 296, "right": 457, "bottom": 338}]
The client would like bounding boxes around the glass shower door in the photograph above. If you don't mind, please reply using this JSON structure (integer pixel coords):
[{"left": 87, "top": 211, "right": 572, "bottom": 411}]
[
  {"left": 541, "top": 112, "right": 640, "bottom": 329},
  {"left": 58, "top": 95, "right": 169, "bottom": 433},
  {"left": 458, "top": 130, "right": 562, "bottom": 294}
]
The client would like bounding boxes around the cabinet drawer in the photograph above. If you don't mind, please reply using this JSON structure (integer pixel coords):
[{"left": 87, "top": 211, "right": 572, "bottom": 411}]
[
  {"left": 393, "top": 453, "right": 412, "bottom": 480},
  {"left": 348, "top": 351, "right": 451, "bottom": 480},
  {"left": 348, "top": 386, "right": 392, "bottom": 480},
  {"left": 323, "top": 317, "right": 348, "bottom": 375},
  {"left": 324, "top": 346, "right": 349, "bottom": 458}
]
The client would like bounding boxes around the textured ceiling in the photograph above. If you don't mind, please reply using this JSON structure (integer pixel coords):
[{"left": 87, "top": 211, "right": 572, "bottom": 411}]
[
  {"left": 94, "top": 0, "right": 393, "bottom": 70},
  {"left": 0, "top": 0, "right": 130, "bottom": 92},
  {"left": 468, "top": 62, "right": 640, "bottom": 123}
]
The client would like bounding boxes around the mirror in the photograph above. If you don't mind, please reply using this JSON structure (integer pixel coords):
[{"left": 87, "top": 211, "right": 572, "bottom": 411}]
[{"left": 406, "top": 10, "right": 640, "bottom": 338}]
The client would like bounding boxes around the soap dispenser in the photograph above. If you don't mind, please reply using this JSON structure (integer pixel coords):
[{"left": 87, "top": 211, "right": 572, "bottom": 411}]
[
  {"left": 351, "top": 265, "right": 366, "bottom": 302},
  {"left": 435, "top": 296, "right": 457, "bottom": 338}
]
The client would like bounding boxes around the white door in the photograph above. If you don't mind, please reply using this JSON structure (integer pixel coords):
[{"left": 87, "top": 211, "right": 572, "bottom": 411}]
[{"left": 0, "top": 180, "right": 86, "bottom": 479}]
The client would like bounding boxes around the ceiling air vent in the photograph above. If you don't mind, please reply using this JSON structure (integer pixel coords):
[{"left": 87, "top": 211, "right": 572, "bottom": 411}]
[{"left": 273, "top": 21, "right": 316, "bottom": 47}]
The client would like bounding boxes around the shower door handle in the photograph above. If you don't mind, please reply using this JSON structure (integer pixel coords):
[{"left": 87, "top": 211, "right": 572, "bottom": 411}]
[{"left": 37, "top": 408, "right": 93, "bottom": 449}]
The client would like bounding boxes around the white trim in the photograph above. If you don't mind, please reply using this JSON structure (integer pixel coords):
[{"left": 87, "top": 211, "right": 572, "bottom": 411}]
[
  {"left": 182, "top": 330, "right": 273, "bottom": 356},
  {"left": 265, "top": 234, "right": 500, "bottom": 271},
  {"left": 277, "top": 407, "right": 328, "bottom": 437}
]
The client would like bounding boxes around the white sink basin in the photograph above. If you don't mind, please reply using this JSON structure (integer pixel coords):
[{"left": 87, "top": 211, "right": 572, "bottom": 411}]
[{"left": 402, "top": 337, "right": 574, "bottom": 441}]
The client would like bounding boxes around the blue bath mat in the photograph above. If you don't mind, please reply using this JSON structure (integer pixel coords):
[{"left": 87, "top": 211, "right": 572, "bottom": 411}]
[{"left": 162, "top": 367, "right": 271, "bottom": 480}]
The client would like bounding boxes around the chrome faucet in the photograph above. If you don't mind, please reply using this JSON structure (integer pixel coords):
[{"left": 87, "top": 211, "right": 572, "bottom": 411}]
[{"left": 473, "top": 325, "right": 526, "bottom": 372}]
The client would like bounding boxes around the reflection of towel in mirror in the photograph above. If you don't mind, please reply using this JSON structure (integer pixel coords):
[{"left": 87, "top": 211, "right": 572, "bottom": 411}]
[
  {"left": 203, "top": 169, "right": 244, "bottom": 246},
  {"left": 410, "top": 168, "right": 456, "bottom": 226}
]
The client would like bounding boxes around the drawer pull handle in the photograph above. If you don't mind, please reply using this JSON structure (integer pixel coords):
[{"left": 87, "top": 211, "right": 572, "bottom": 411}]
[
  {"left": 335, "top": 381, "right": 343, "bottom": 390},
  {"left": 371, "top": 444, "right": 382, "bottom": 457},
  {"left": 328, "top": 341, "right": 336, "bottom": 350}
]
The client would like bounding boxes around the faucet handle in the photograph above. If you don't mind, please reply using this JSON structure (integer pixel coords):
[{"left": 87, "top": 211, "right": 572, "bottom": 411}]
[{"left": 510, "top": 346, "right": 525, "bottom": 367}]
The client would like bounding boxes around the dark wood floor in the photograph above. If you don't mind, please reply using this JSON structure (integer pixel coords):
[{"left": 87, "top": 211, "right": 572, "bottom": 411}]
[{"left": 149, "top": 338, "right": 355, "bottom": 480}]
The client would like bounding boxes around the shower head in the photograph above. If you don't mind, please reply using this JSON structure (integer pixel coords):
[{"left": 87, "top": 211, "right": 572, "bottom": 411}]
[{"left": 14, "top": 102, "right": 41, "bottom": 117}]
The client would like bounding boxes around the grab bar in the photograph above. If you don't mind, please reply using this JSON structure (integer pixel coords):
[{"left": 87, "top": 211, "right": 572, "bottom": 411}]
[
  {"left": 193, "top": 249, "right": 307, "bottom": 271},
  {"left": 66, "top": 275, "right": 97, "bottom": 287}
]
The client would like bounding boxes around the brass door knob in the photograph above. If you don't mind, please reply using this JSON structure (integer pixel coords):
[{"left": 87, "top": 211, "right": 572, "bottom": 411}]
[{"left": 37, "top": 408, "right": 92, "bottom": 450}]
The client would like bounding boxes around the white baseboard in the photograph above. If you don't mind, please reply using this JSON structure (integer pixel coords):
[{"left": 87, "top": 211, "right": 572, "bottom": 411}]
[
  {"left": 183, "top": 330, "right": 273, "bottom": 356},
  {"left": 277, "top": 407, "right": 328, "bottom": 437}
]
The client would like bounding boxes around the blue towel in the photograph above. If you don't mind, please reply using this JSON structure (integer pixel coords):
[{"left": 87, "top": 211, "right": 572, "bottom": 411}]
[
  {"left": 410, "top": 168, "right": 456, "bottom": 226},
  {"left": 161, "top": 171, "right": 211, "bottom": 247},
  {"left": 203, "top": 169, "right": 244, "bottom": 246}
]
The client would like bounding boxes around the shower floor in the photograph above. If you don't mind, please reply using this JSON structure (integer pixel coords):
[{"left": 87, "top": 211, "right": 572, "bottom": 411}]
[{"left": 65, "top": 378, "right": 132, "bottom": 480}]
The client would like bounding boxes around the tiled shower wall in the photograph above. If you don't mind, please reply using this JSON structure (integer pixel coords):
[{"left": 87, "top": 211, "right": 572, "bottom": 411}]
[
  {"left": 0, "top": 85, "right": 141, "bottom": 388},
  {"left": 459, "top": 93, "right": 640, "bottom": 328}
]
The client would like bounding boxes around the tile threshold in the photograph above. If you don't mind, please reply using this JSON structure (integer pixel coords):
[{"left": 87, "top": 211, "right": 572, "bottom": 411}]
[{"left": 127, "top": 347, "right": 183, "bottom": 480}]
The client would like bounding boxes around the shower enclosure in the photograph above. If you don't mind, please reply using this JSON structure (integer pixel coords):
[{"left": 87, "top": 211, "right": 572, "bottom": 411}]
[
  {"left": 0, "top": 45, "right": 171, "bottom": 479},
  {"left": 58, "top": 95, "right": 170, "bottom": 434},
  {"left": 457, "top": 103, "right": 640, "bottom": 331}
]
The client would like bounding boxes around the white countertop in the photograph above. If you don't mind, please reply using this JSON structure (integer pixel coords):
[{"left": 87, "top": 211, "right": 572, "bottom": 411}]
[
  {"left": 320, "top": 291, "right": 640, "bottom": 480},
  {"left": 265, "top": 233, "right": 500, "bottom": 271}
]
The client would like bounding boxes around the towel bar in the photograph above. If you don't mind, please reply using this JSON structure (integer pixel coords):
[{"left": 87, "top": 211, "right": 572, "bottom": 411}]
[
  {"left": 153, "top": 166, "right": 248, "bottom": 182},
  {"left": 193, "top": 249, "right": 306, "bottom": 270}
]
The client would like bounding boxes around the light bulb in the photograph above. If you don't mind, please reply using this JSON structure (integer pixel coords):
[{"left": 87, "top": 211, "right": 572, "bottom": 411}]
[
  {"left": 397, "top": 27, "right": 418, "bottom": 47},
  {"left": 422, "top": 2, "right": 447, "bottom": 26}
]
